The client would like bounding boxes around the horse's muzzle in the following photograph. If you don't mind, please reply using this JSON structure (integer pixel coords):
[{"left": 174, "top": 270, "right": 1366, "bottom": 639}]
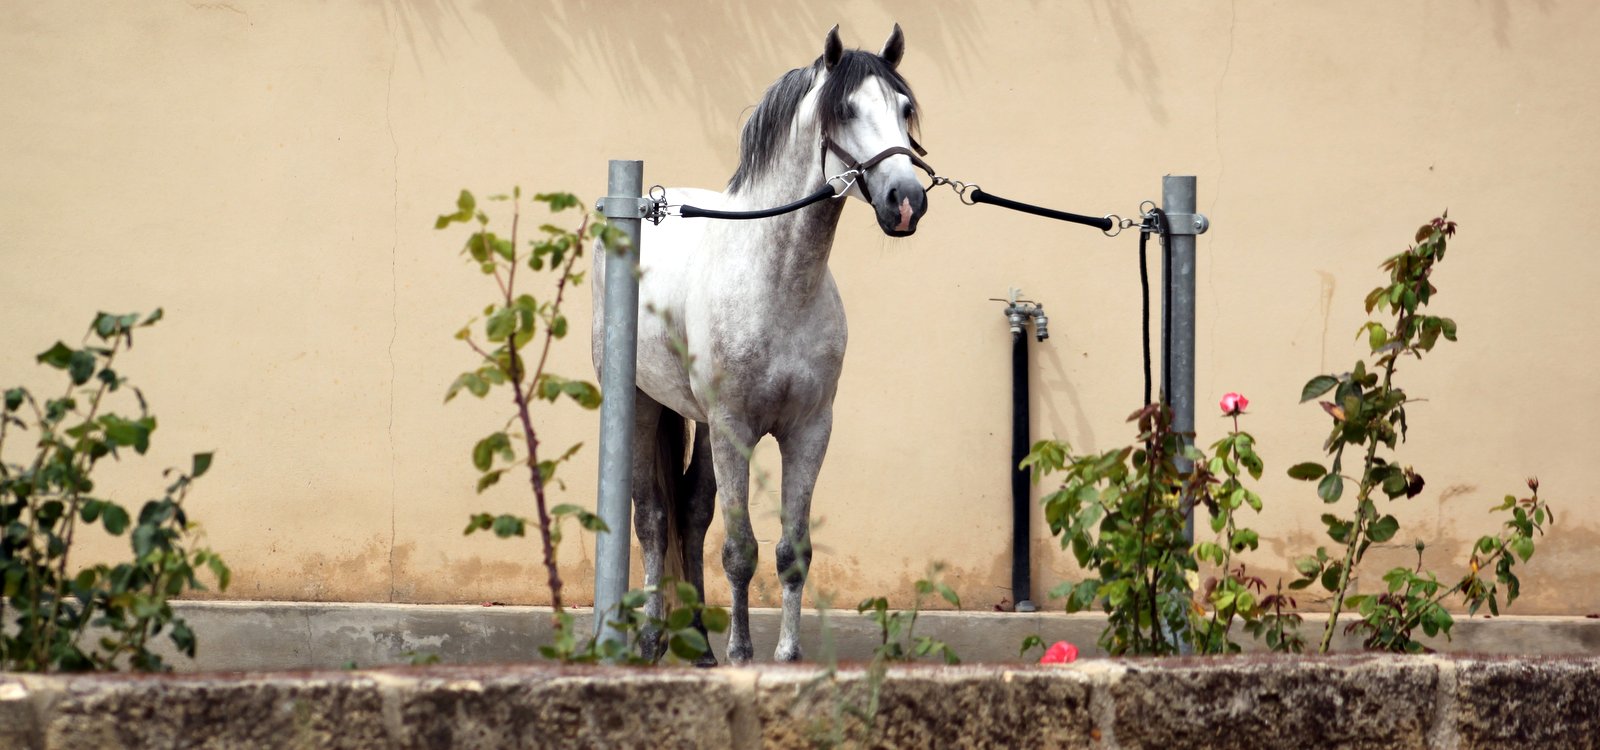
[{"left": 875, "top": 180, "right": 928, "bottom": 237}]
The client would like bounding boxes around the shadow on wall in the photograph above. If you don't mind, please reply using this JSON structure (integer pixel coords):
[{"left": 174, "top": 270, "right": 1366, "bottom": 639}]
[{"left": 378, "top": 0, "right": 985, "bottom": 148}]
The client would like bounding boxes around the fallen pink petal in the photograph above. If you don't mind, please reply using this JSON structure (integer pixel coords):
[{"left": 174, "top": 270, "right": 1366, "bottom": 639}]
[{"left": 1040, "top": 641, "right": 1079, "bottom": 664}]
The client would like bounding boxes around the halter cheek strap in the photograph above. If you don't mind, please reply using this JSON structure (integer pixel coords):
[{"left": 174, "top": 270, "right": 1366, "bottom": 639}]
[{"left": 820, "top": 135, "right": 935, "bottom": 202}]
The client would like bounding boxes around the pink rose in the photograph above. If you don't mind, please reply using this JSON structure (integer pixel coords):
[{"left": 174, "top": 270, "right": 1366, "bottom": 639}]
[
  {"left": 1219, "top": 392, "right": 1249, "bottom": 416},
  {"left": 1039, "top": 641, "right": 1078, "bottom": 664}
]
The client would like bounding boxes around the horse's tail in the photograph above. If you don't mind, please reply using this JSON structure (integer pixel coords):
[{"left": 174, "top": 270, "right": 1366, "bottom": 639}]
[{"left": 654, "top": 409, "right": 690, "bottom": 604}]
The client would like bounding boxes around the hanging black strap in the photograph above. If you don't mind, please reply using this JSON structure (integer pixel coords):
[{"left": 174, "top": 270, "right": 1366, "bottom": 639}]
[{"left": 967, "top": 188, "right": 1114, "bottom": 232}]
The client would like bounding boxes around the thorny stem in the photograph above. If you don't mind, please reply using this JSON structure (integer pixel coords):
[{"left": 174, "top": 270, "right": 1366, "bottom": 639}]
[
  {"left": 1134, "top": 411, "right": 1166, "bottom": 653},
  {"left": 499, "top": 203, "right": 589, "bottom": 623},
  {"left": 1320, "top": 328, "right": 1402, "bottom": 653},
  {"left": 39, "top": 333, "right": 123, "bottom": 670}
]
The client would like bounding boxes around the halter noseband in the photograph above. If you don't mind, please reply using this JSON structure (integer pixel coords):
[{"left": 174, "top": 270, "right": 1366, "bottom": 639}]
[{"left": 820, "top": 134, "right": 935, "bottom": 202}]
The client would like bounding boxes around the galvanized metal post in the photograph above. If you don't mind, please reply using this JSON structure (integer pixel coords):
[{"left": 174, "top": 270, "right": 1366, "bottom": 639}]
[
  {"left": 1161, "top": 175, "right": 1200, "bottom": 545},
  {"left": 593, "top": 160, "right": 644, "bottom": 647}
]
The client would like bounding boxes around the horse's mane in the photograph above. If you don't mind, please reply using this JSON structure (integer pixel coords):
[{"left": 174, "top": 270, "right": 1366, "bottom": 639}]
[{"left": 727, "top": 49, "right": 919, "bottom": 195}]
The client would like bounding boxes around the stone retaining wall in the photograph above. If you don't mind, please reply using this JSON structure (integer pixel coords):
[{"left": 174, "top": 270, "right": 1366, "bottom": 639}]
[{"left": 2, "top": 656, "right": 1597, "bottom": 749}]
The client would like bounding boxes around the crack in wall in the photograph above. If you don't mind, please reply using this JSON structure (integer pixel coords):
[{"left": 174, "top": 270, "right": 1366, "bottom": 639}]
[{"left": 386, "top": 21, "right": 400, "bottom": 603}]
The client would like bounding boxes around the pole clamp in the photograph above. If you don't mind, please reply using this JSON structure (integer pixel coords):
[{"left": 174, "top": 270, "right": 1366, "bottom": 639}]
[
  {"left": 595, "top": 196, "right": 655, "bottom": 220},
  {"left": 1160, "top": 212, "right": 1210, "bottom": 236}
]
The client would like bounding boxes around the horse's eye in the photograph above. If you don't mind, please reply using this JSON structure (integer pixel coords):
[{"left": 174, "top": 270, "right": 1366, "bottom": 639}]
[
  {"left": 841, "top": 104, "right": 858, "bottom": 121},
  {"left": 901, "top": 103, "right": 914, "bottom": 120}
]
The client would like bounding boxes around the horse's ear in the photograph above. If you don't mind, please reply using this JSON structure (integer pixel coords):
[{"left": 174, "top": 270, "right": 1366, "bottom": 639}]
[
  {"left": 823, "top": 25, "right": 843, "bottom": 71},
  {"left": 879, "top": 23, "right": 904, "bottom": 68}
]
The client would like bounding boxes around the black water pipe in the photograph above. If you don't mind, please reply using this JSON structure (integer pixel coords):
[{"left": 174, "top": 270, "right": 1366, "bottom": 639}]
[
  {"left": 1010, "top": 323, "right": 1036, "bottom": 612},
  {"left": 998, "top": 298, "right": 1045, "bottom": 613}
]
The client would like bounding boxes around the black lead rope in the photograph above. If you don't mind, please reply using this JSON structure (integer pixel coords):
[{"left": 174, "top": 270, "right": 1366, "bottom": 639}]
[
  {"left": 677, "top": 184, "right": 838, "bottom": 221},
  {"left": 967, "top": 188, "right": 1114, "bottom": 232},
  {"left": 1139, "top": 208, "right": 1171, "bottom": 409}
]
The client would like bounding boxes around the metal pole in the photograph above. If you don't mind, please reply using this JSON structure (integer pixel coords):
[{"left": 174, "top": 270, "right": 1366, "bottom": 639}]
[
  {"left": 1162, "top": 175, "right": 1198, "bottom": 545},
  {"left": 593, "top": 160, "right": 643, "bottom": 648}
]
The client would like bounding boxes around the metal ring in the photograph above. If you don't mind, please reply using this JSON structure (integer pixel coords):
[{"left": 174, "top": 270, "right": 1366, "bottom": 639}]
[
  {"left": 1103, "top": 214, "right": 1124, "bottom": 238},
  {"left": 649, "top": 185, "right": 667, "bottom": 201},
  {"left": 957, "top": 182, "right": 979, "bottom": 205}
]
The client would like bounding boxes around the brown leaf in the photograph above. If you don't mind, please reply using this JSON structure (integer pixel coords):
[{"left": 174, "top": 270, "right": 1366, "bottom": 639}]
[{"left": 1320, "top": 401, "right": 1346, "bottom": 421}]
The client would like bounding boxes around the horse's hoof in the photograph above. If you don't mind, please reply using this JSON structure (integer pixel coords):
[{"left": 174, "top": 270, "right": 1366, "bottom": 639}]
[
  {"left": 693, "top": 652, "right": 719, "bottom": 668},
  {"left": 775, "top": 645, "right": 803, "bottom": 663}
]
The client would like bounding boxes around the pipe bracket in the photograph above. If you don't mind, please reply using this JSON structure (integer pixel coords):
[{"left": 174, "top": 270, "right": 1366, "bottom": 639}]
[
  {"left": 595, "top": 196, "right": 653, "bottom": 219},
  {"left": 1160, "top": 212, "right": 1210, "bottom": 236}
]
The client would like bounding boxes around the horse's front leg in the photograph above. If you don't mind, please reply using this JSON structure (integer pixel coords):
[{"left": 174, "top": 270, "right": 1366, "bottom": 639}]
[
  {"left": 775, "top": 410, "right": 831, "bottom": 662},
  {"left": 708, "top": 421, "right": 757, "bottom": 664}
]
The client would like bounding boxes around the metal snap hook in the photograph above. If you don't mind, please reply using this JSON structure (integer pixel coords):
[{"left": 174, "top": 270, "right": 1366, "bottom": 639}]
[{"left": 828, "top": 169, "right": 861, "bottom": 198}]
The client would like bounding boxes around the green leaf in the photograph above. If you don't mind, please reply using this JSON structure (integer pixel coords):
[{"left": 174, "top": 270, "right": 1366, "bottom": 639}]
[
  {"left": 37, "top": 342, "right": 74, "bottom": 369},
  {"left": 1379, "top": 471, "right": 1408, "bottom": 499},
  {"left": 1317, "top": 473, "right": 1344, "bottom": 503},
  {"left": 491, "top": 515, "right": 525, "bottom": 538},
  {"left": 1300, "top": 375, "right": 1338, "bottom": 403},
  {"left": 665, "top": 607, "right": 694, "bottom": 631},
  {"left": 132, "top": 524, "right": 157, "bottom": 558},
  {"left": 475, "top": 469, "right": 506, "bottom": 494},
  {"left": 80, "top": 499, "right": 105, "bottom": 523},
  {"left": 561, "top": 380, "right": 603, "bottom": 409},
  {"left": 3, "top": 388, "right": 23, "bottom": 412},
  {"left": 207, "top": 555, "right": 232, "bottom": 590},
  {"left": 701, "top": 606, "right": 730, "bottom": 633},
  {"left": 463, "top": 513, "right": 494, "bottom": 535},
  {"left": 675, "top": 581, "right": 700, "bottom": 608},
  {"left": 668, "top": 631, "right": 709, "bottom": 661},
  {"left": 102, "top": 498, "right": 130, "bottom": 534},
  {"left": 485, "top": 308, "right": 517, "bottom": 343},
  {"left": 472, "top": 432, "right": 513, "bottom": 472},
  {"left": 1321, "top": 562, "right": 1344, "bottom": 593},
  {"left": 445, "top": 372, "right": 489, "bottom": 403},
  {"left": 1368, "top": 514, "right": 1400, "bottom": 543},
  {"left": 1361, "top": 322, "right": 1387, "bottom": 352},
  {"left": 1510, "top": 536, "right": 1535, "bottom": 563},
  {"left": 192, "top": 452, "right": 214, "bottom": 479},
  {"left": 1287, "top": 462, "right": 1327, "bottom": 481},
  {"left": 1321, "top": 513, "right": 1353, "bottom": 543},
  {"left": 142, "top": 308, "right": 164, "bottom": 327},
  {"left": 534, "top": 192, "right": 581, "bottom": 212}
]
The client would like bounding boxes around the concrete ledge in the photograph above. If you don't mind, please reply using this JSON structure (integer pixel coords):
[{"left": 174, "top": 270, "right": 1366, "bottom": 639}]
[
  {"left": 3, "top": 656, "right": 1598, "bottom": 749},
  {"left": 159, "top": 601, "right": 1600, "bottom": 671}
]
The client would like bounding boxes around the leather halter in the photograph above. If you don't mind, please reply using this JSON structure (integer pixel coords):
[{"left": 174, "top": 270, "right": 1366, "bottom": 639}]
[{"left": 819, "top": 134, "right": 935, "bottom": 202}]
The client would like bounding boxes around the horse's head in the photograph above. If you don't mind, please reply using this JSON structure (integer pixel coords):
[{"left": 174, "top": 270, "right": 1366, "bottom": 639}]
[{"left": 815, "top": 25, "right": 929, "bottom": 237}]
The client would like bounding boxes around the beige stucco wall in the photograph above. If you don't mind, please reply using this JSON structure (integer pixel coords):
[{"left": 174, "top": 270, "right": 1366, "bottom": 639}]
[{"left": 3, "top": 2, "right": 1597, "bottom": 617}]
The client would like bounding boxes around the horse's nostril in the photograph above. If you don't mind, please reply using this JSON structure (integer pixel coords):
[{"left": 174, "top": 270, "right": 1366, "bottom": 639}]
[{"left": 888, "top": 185, "right": 900, "bottom": 204}]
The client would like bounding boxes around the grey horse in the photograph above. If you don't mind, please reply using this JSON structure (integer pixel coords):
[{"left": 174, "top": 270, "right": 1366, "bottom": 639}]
[{"left": 593, "top": 24, "right": 928, "bottom": 664}]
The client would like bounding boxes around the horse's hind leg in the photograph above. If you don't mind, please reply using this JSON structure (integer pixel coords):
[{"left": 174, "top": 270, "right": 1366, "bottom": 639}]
[
  {"left": 675, "top": 421, "right": 718, "bottom": 667},
  {"left": 774, "top": 410, "right": 832, "bottom": 662},
  {"left": 629, "top": 391, "right": 671, "bottom": 661}
]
